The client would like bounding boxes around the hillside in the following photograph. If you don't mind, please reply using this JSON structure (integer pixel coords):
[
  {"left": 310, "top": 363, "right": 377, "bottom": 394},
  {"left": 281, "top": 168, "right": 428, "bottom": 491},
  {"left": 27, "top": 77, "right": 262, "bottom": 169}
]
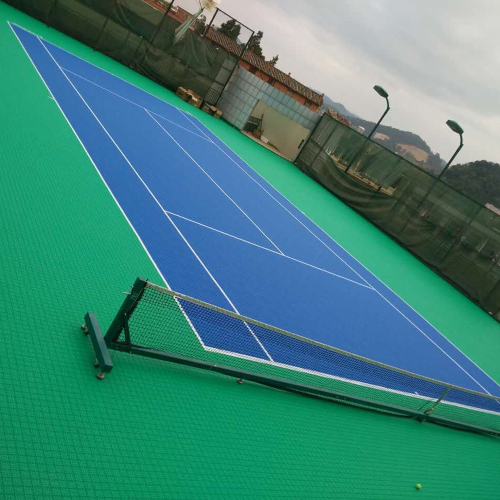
[
  {"left": 346, "top": 115, "right": 445, "bottom": 174},
  {"left": 322, "top": 94, "right": 359, "bottom": 118},
  {"left": 443, "top": 160, "right": 500, "bottom": 207}
]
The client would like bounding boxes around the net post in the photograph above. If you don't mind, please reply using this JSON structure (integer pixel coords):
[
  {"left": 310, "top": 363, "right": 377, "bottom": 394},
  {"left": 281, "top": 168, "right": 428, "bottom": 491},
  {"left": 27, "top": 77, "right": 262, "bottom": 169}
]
[
  {"left": 103, "top": 277, "right": 149, "bottom": 344},
  {"left": 82, "top": 312, "right": 114, "bottom": 376}
]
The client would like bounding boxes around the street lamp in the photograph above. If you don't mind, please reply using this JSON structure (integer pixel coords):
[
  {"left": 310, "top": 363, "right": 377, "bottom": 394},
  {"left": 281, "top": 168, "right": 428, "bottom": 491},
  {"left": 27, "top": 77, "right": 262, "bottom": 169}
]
[
  {"left": 437, "top": 120, "right": 464, "bottom": 180},
  {"left": 345, "top": 85, "right": 390, "bottom": 174},
  {"left": 367, "top": 85, "right": 390, "bottom": 140},
  {"left": 400, "top": 119, "right": 465, "bottom": 234}
]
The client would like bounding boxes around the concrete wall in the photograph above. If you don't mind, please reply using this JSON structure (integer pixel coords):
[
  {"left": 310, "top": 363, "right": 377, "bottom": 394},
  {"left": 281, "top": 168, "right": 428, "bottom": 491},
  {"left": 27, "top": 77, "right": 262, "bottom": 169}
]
[{"left": 251, "top": 101, "right": 310, "bottom": 161}]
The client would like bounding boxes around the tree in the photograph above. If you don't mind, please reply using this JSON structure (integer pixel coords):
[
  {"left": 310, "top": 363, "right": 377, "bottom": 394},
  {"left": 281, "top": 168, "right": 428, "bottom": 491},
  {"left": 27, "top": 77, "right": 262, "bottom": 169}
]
[
  {"left": 217, "top": 19, "right": 241, "bottom": 41},
  {"left": 442, "top": 160, "right": 500, "bottom": 207},
  {"left": 247, "top": 30, "right": 264, "bottom": 57},
  {"left": 269, "top": 54, "right": 279, "bottom": 66}
]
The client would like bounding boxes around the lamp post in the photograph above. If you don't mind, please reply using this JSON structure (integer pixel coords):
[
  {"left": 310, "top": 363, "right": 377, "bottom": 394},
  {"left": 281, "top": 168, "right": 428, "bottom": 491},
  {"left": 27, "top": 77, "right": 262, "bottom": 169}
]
[
  {"left": 400, "top": 119, "right": 464, "bottom": 234},
  {"left": 437, "top": 120, "right": 464, "bottom": 180},
  {"left": 367, "top": 85, "right": 390, "bottom": 140},
  {"left": 345, "top": 85, "right": 390, "bottom": 174}
]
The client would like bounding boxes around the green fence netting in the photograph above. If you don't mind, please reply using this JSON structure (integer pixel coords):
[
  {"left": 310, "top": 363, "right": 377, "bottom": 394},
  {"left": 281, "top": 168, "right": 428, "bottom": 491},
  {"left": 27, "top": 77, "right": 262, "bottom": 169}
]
[
  {"left": 296, "top": 114, "right": 500, "bottom": 318},
  {"left": 6, "top": 0, "right": 233, "bottom": 100}
]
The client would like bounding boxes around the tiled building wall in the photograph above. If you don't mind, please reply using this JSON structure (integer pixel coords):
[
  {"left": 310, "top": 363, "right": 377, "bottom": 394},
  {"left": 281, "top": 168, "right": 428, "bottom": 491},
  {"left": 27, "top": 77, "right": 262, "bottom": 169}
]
[{"left": 218, "top": 67, "right": 323, "bottom": 131}]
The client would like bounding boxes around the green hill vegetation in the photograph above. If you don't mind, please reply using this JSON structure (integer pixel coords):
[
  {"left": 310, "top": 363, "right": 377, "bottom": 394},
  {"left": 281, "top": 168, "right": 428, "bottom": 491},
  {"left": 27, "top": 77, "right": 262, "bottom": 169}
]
[
  {"left": 347, "top": 116, "right": 445, "bottom": 174},
  {"left": 443, "top": 160, "right": 500, "bottom": 208}
]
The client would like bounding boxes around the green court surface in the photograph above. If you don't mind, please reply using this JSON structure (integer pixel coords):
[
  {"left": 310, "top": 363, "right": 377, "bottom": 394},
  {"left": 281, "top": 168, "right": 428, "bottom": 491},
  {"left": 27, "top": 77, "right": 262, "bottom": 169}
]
[{"left": 1, "top": 2, "right": 500, "bottom": 498}]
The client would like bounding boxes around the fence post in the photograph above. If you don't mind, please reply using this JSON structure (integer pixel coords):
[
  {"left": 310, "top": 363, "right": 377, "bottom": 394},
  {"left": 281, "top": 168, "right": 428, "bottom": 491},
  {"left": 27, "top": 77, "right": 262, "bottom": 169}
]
[
  {"left": 214, "top": 29, "right": 255, "bottom": 106},
  {"left": 306, "top": 118, "right": 338, "bottom": 171},
  {"left": 438, "top": 204, "right": 483, "bottom": 264},
  {"left": 344, "top": 135, "right": 370, "bottom": 174},
  {"left": 94, "top": 0, "right": 119, "bottom": 51},
  {"left": 202, "top": 7, "right": 218, "bottom": 38},
  {"left": 140, "top": 0, "right": 175, "bottom": 65},
  {"left": 46, "top": 0, "right": 59, "bottom": 24},
  {"left": 295, "top": 114, "right": 325, "bottom": 166}
]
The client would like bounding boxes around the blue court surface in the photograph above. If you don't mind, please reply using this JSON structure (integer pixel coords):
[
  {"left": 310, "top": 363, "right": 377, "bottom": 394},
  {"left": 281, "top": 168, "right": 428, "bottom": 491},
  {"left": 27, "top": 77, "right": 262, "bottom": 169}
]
[{"left": 11, "top": 23, "right": 500, "bottom": 408}]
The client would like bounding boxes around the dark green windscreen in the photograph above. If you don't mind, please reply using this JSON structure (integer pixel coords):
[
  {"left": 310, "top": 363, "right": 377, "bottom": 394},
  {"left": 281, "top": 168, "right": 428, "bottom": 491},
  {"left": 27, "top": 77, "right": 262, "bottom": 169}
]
[{"left": 296, "top": 114, "right": 500, "bottom": 317}]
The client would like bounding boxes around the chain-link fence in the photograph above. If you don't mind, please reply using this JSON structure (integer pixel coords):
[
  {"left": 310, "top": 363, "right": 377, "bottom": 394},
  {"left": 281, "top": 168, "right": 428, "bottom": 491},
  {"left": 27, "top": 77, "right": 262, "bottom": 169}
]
[
  {"left": 296, "top": 114, "right": 500, "bottom": 319},
  {"left": 5, "top": 0, "right": 238, "bottom": 101}
]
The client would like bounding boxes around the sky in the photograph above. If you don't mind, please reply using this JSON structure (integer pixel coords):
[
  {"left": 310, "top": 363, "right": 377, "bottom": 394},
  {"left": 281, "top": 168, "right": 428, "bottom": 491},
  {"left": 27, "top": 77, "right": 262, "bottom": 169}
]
[{"left": 183, "top": 0, "right": 499, "bottom": 164}]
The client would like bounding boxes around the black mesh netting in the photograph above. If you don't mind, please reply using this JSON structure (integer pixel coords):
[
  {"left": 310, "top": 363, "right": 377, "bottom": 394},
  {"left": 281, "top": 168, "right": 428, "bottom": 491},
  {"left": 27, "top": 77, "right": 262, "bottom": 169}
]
[
  {"left": 7, "top": 0, "right": 233, "bottom": 100},
  {"left": 296, "top": 114, "right": 500, "bottom": 318},
  {"left": 109, "top": 282, "right": 500, "bottom": 434}
]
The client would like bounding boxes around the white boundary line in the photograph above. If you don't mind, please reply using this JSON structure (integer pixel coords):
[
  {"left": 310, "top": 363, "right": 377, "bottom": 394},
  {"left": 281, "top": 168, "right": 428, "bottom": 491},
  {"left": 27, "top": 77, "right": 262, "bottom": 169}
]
[
  {"left": 145, "top": 109, "right": 284, "bottom": 256},
  {"left": 166, "top": 210, "right": 373, "bottom": 289},
  {"left": 8, "top": 24, "right": 172, "bottom": 287},
  {"left": 179, "top": 109, "right": 500, "bottom": 397},
  {"left": 8, "top": 23, "right": 214, "bottom": 358},
  {"left": 60, "top": 67, "right": 213, "bottom": 143},
  {"left": 11, "top": 21, "right": 500, "bottom": 397}
]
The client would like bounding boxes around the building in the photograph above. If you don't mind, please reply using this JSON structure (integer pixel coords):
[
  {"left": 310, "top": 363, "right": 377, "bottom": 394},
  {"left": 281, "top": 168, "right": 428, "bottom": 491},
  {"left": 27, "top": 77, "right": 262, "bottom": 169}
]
[
  {"left": 205, "top": 28, "right": 323, "bottom": 112},
  {"left": 143, "top": 0, "right": 325, "bottom": 160}
]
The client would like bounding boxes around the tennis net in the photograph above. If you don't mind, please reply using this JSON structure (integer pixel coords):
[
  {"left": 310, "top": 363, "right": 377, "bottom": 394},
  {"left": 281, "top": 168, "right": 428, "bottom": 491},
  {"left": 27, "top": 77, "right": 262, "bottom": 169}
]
[{"left": 83, "top": 278, "right": 500, "bottom": 436}]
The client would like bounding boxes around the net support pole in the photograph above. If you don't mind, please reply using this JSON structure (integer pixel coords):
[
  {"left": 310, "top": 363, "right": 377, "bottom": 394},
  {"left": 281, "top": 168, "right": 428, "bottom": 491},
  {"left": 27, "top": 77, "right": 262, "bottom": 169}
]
[
  {"left": 103, "top": 277, "right": 149, "bottom": 344},
  {"left": 424, "top": 386, "right": 451, "bottom": 416},
  {"left": 83, "top": 312, "right": 114, "bottom": 376}
]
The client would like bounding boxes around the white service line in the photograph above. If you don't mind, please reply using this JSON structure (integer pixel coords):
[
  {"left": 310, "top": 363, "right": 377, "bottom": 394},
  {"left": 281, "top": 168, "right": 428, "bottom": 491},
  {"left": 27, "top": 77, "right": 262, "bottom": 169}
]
[
  {"left": 179, "top": 109, "right": 499, "bottom": 397},
  {"left": 179, "top": 108, "right": 376, "bottom": 287},
  {"left": 166, "top": 210, "right": 373, "bottom": 289},
  {"left": 61, "top": 67, "right": 212, "bottom": 143},
  {"left": 36, "top": 36, "right": 274, "bottom": 363},
  {"left": 145, "top": 108, "right": 285, "bottom": 256}
]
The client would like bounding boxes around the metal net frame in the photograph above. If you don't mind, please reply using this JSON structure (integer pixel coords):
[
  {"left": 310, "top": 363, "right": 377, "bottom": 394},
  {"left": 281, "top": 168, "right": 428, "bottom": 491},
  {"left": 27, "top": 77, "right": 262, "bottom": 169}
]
[{"left": 83, "top": 278, "right": 500, "bottom": 437}]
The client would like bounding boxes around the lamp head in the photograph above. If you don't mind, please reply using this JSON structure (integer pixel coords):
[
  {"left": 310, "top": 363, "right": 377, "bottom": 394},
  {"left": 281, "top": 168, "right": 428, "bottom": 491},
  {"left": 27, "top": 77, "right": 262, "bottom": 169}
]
[
  {"left": 374, "top": 85, "right": 389, "bottom": 99},
  {"left": 446, "top": 119, "right": 464, "bottom": 135}
]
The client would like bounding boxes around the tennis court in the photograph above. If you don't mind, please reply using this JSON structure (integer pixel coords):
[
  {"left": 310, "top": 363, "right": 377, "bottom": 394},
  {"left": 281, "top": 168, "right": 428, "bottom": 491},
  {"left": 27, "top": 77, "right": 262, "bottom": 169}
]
[{"left": 11, "top": 22, "right": 500, "bottom": 407}]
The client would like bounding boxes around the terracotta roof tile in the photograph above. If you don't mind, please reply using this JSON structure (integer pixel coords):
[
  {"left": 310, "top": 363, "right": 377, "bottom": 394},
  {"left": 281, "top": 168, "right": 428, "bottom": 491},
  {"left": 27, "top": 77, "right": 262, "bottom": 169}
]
[
  {"left": 326, "top": 108, "right": 350, "bottom": 127},
  {"left": 206, "top": 28, "right": 323, "bottom": 106}
]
